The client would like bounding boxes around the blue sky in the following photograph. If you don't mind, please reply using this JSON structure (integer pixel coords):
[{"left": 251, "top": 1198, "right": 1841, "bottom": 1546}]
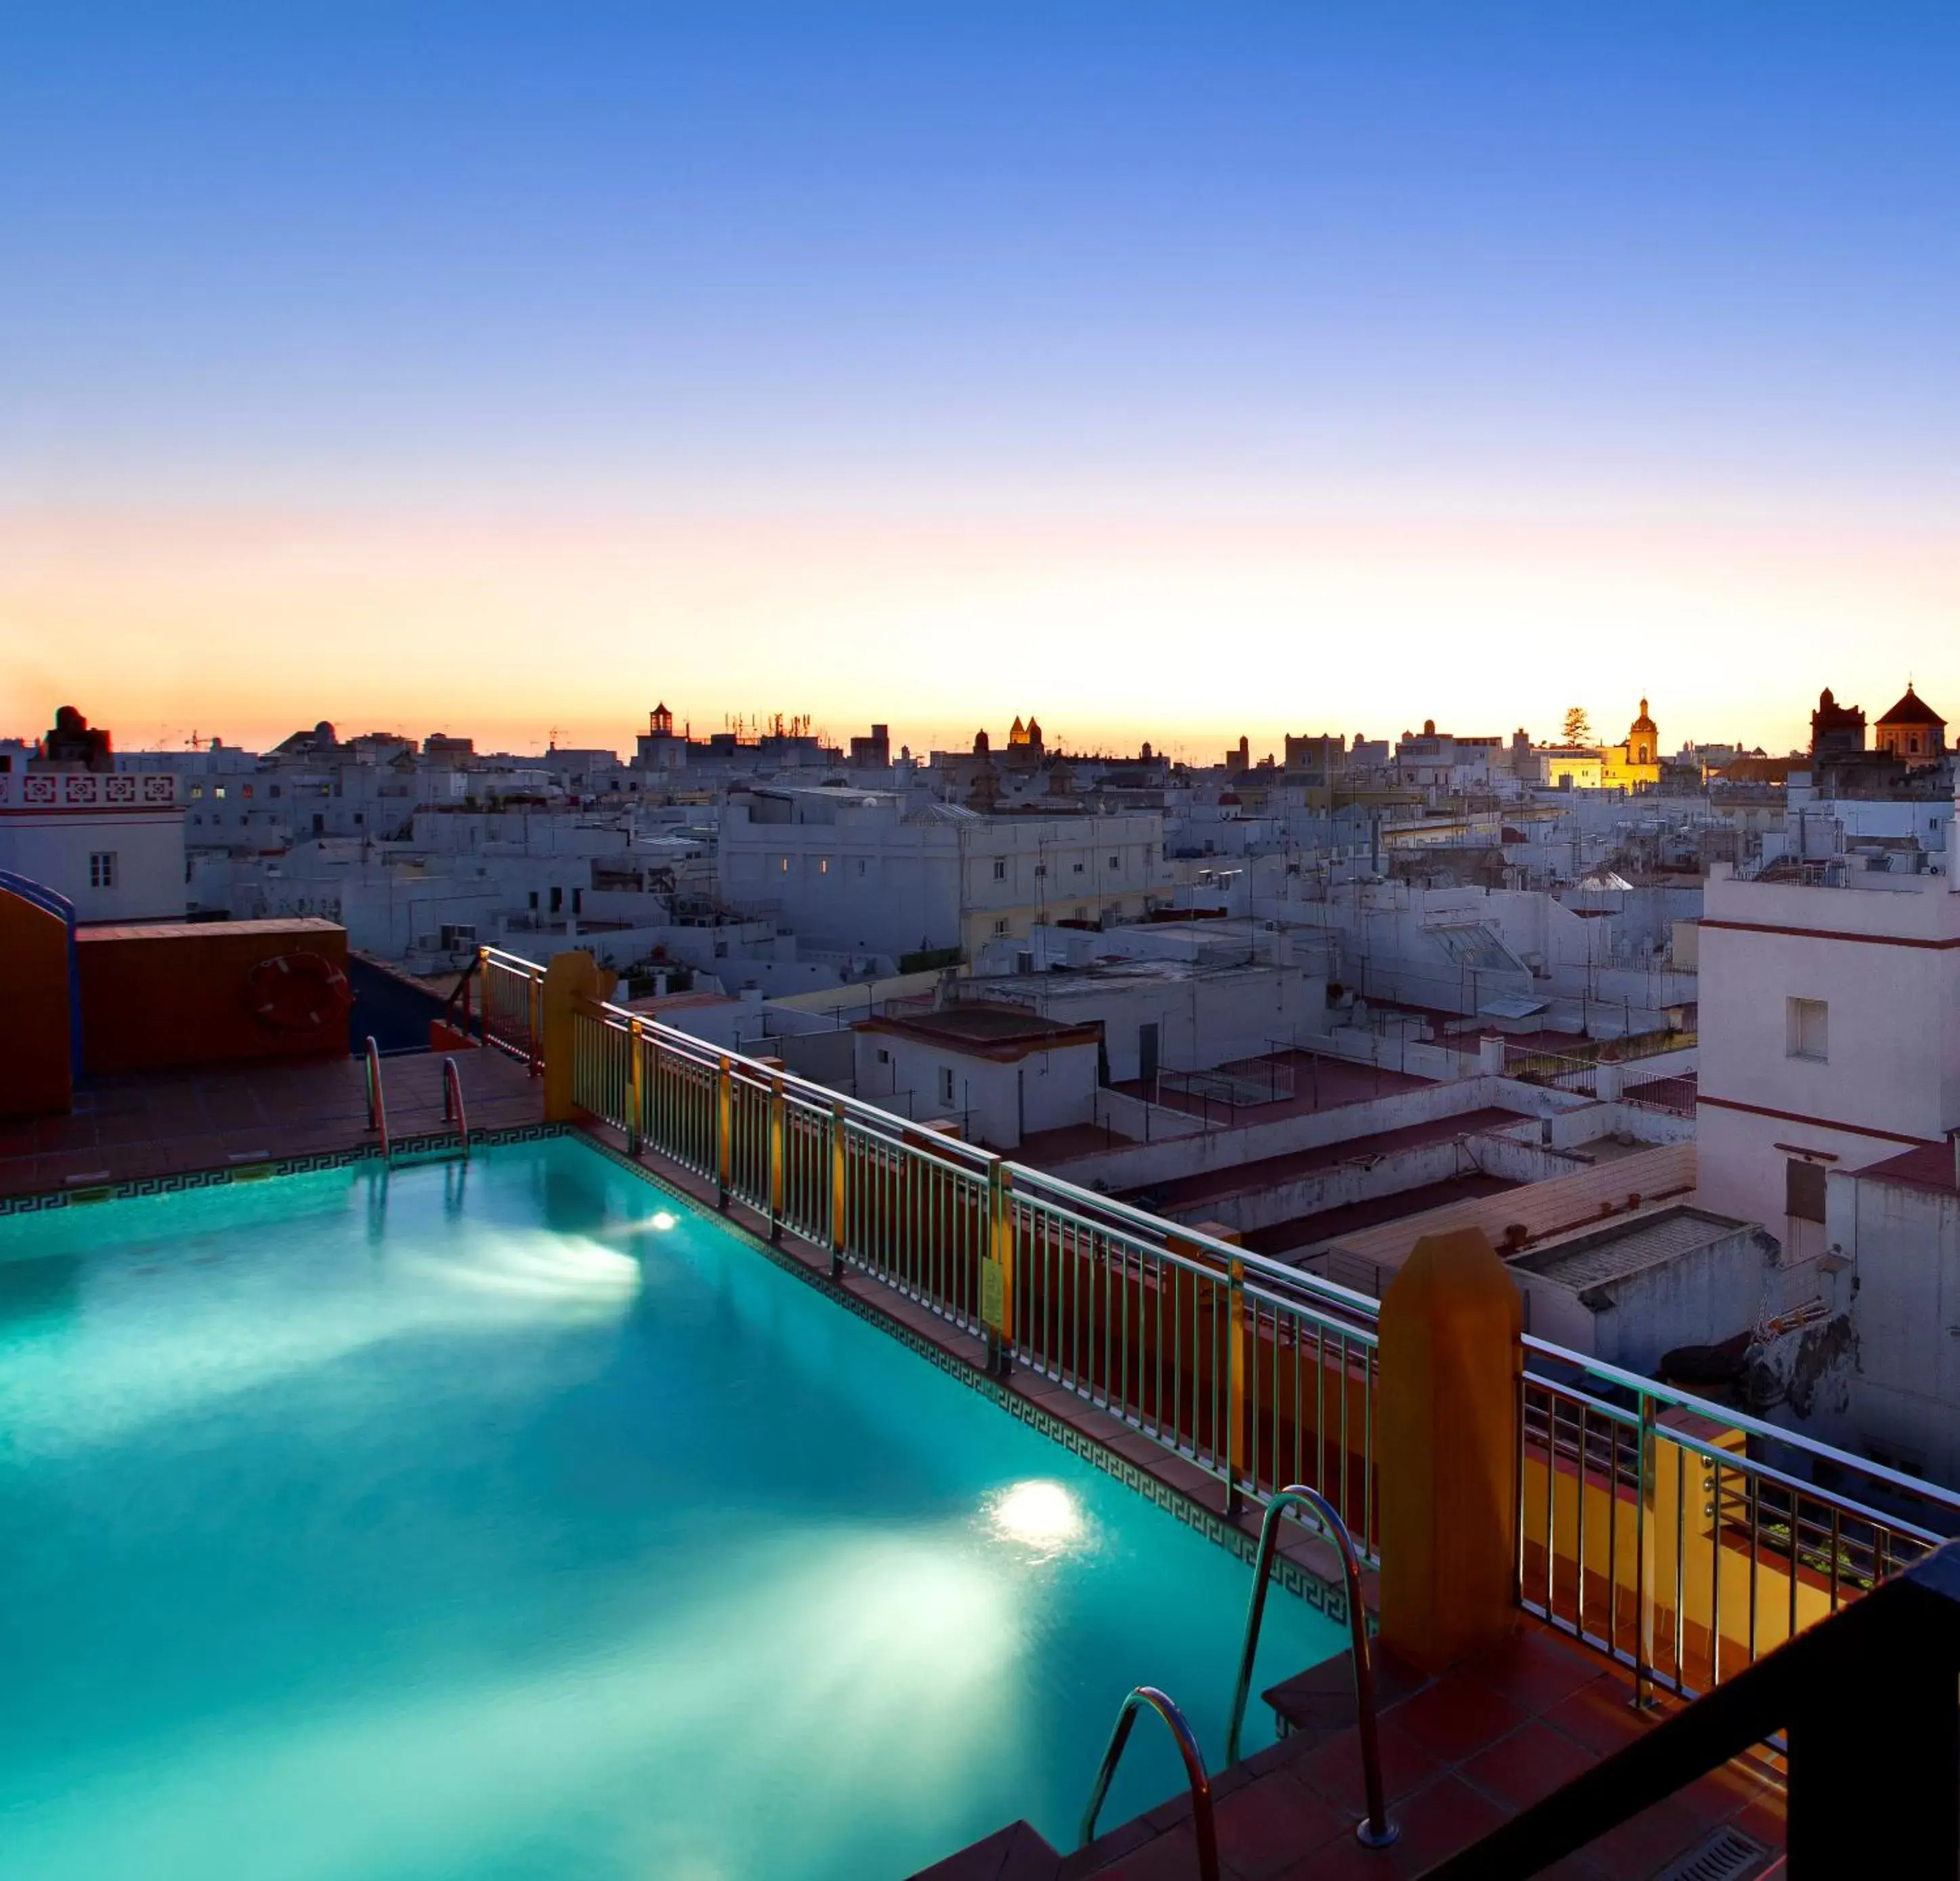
[{"left": 3, "top": 3, "right": 1957, "bottom": 753}]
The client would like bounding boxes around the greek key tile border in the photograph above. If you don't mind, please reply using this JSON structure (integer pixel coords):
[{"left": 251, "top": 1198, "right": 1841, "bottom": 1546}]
[
  {"left": 0, "top": 1122, "right": 569, "bottom": 1217},
  {"left": 573, "top": 1129, "right": 1350, "bottom": 1628}
]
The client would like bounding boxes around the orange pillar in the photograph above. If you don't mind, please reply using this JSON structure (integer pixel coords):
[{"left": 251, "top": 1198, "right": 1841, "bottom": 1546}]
[
  {"left": 0, "top": 885, "right": 73, "bottom": 1117},
  {"left": 540, "top": 950, "right": 601, "bottom": 1122},
  {"left": 1377, "top": 1227, "right": 1522, "bottom": 1672}
]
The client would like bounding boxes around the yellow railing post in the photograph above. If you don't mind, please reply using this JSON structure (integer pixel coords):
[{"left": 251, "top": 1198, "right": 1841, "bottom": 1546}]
[
  {"left": 768, "top": 1071, "right": 786, "bottom": 1240},
  {"left": 1225, "top": 1255, "right": 1248, "bottom": 1518},
  {"left": 626, "top": 1018, "right": 644, "bottom": 1156},
  {"left": 830, "top": 1098, "right": 847, "bottom": 1278},
  {"left": 716, "top": 1054, "right": 733, "bottom": 1208},
  {"left": 984, "top": 1160, "right": 1015, "bottom": 1377}
]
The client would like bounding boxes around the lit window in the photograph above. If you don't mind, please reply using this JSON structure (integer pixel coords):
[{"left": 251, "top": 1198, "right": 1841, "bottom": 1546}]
[
  {"left": 190, "top": 784, "right": 204, "bottom": 799},
  {"left": 88, "top": 851, "right": 116, "bottom": 888},
  {"left": 779, "top": 857, "right": 790, "bottom": 873},
  {"left": 241, "top": 783, "right": 253, "bottom": 798},
  {"left": 1787, "top": 998, "right": 1828, "bottom": 1062},
  {"left": 819, "top": 857, "right": 830, "bottom": 874},
  {"left": 213, "top": 786, "right": 226, "bottom": 799}
]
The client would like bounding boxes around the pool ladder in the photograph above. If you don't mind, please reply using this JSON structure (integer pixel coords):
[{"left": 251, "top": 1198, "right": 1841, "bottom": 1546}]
[
  {"left": 1077, "top": 1487, "right": 1393, "bottom": 1878},
  {"left": 363, "top": 1037, "right": 469, "bottom": 1165},
  {"left": 1226, "top": 1485, "right": 1397, "bottom": 1848}
]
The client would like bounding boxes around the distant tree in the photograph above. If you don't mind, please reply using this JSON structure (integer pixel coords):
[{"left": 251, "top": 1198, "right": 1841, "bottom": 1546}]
[{"left": 1562, "top": 706, "right": 1592, "bottom": 745}]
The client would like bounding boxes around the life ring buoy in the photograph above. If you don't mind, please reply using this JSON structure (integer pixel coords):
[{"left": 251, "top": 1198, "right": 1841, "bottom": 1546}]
[{"left": 247, "top": 952, "right": 351, "bottom": 1033}]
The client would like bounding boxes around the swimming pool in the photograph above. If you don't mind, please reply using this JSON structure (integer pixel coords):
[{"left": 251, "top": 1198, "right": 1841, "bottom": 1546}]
[{"left": 0, "top": 1137, "right": 1345, "bottom": 1880}]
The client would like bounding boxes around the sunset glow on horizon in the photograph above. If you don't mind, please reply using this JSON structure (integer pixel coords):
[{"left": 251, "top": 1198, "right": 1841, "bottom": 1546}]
[{"left": 5, "top": 3, "right": 1958, "bottom": 755}]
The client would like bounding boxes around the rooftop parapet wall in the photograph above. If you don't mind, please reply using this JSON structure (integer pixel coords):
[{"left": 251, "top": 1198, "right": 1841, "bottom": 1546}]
[
  {"left": 77, "top": 919, "right": 350, "bottom": 1075},
  {"left": 0, "top": 771, "right": 177, "bottom": 808}
]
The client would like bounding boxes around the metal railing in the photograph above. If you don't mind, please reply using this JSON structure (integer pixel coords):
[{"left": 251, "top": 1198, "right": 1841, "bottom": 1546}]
[
  {"left": 495, "top": 945, "right": 1960, "bottom": 1711},
  {"left": 442, "top": 1056, "right": 469, "bottom": 1161},
  {"left": 479, "top": 946, "right": 545, "bottom": 1073},
  {"left": 1518, "top": 1338, "right": 1960, "bottom": 1706},
  {"left": 362, "top": 1034, "right": 390, "bottom": 1161},
  {"left": 1226, "top": 1486, "right": 1395, "bottom": 1847},
  {"left": 533, "top": 964, "right": 1384, "bottom": 1555},
  {"left": 1079, "top": 1686, "right": 1218, "bottom": 1881}
]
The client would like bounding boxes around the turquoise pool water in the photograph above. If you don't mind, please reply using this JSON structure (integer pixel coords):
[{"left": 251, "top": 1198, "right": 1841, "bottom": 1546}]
[{"left": 0, "top": 1138, "right": 1344, "bottom": 1880}]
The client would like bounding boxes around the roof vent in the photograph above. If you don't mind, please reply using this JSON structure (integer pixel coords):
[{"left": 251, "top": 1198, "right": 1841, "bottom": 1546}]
[{"left": 1650, "top": 1828, "right": 1773, "bottom": 1881}]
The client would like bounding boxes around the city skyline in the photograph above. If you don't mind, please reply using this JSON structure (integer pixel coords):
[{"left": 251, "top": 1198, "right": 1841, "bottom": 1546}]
[{"left": 6, "top": 5, "right": 1958, "bottom": 753}]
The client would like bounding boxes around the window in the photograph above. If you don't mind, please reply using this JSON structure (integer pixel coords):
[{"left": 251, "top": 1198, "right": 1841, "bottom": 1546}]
[
  {"left": 1785, "top": 1157, "right": 1827, "bottom": 1224},
  {"left": 779, "top": 856, "right": 790, "bottom": 873},
  {"left": 1786, "top": 997, "right": 1828, "bottom": 1062},
  {"left": 992, "top": 859, "right": 1006, "bottom": 880},
  {"left": 87, "top": 851, "right": 116, "bottom": 889},
  {"left": 992, "top": 917, "right": 1008, "bottom": 936},
  {"left": 241, "top": 784, "right": 253, "bottom": 798},
  {"left": 856, "top": 859, "right": 868, "bottom": 877},
  {"left": 1109, "top": 855, "right": 1120, "bottom": 871},
  {"left": 213, "top": 786, "right": 226, "bottom": 800},
  {"left": 1034, "top": 863, "right": 1046, "bottom": 878},
  {"left": 818, "top": 857, "right": 830, "bottom": 875},
  {"left": 190, "top": 783, "right": 204, "bottom": 799},
  {"left": 1072, "top": 861, "right": 1084, "bottom": 873},
  {"left": 270, "top": 785, "right": 281, "bottom": 798},
  {"left": 938, "top": 1066, "right": 956, "bottom": 1106},
  {"left": 875, "top": 1047, "right": 890, "bottom": 1065}
]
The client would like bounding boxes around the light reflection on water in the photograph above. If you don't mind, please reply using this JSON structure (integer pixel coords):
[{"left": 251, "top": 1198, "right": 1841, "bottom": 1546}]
[{"left": 0, "top": 1141, "right": 1345, "bottom": 1879}]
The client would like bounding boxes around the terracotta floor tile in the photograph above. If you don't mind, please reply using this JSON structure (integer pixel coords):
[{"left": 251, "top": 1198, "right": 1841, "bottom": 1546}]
[
  {"left": 1540, "top": 1677, "right": 1659, "bottom": 1760},
  {"left": 1466, "top": 1627, "right": 1613, "bottom": 1716},
  {"left": 1457, "top": 1718, "right": 1601, "bottom": 1813},
  {"left": 1389, "top": 1669, "right": 1532, "bottom": 1768},
  {"left": 1294, "top": 1717, "right": 1440, "bottom": 1817},
  {"left": 1210, "top": 1772, "right": 1347, "bottom": 1879},
  {"left": 1083, "top": 1825, "right": 1200, "bottom": 1881}
]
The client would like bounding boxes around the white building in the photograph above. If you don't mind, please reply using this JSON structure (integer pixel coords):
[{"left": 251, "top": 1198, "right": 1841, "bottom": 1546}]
[
  {"left": 851, "top": 1004, "right": 1102, "bottom": 1148},
  {"left": 717, "top": 787, "right": 1169, "bottom": 959},
  {"left": 1819, "top": 1145, "right": 1960, "bottom": 1480},
  {"left": 1695, "top": 835, "right": 1960, "bottom": 1264},
  {"left": 0, "top": 768, "right": 186, "bottom": 922}
]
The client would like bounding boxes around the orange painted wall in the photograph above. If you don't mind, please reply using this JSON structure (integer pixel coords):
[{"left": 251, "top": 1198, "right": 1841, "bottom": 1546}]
[
  {"left": 77, "top": 920, "right": 350, "bottom": 1074},
  {"left": 0, "top": 888, "right": 73, "bottom": 1117}
]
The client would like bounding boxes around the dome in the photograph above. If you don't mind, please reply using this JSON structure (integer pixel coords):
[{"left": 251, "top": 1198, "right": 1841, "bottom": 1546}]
[{"left": 1629, "top": 697, "right": 1657, "bottom": 735}]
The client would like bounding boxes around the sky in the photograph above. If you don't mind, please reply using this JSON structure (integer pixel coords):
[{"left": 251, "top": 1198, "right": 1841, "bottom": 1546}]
[{"left": 3, "top": 2, "right": 1959, "bottom": 759}]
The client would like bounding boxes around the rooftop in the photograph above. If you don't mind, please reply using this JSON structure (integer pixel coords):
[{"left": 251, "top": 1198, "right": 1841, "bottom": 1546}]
[
  {"left": 1513, "top": 1203, "right": 1753, "bottom": 1293},
  {"left": 856, "top": 1003, "right": 1101, "bottom": 1060}
]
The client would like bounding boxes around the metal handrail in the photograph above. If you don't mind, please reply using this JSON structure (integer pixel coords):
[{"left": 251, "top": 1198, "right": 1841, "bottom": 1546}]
[
  {"left": 1078, "top": 1686, "right": 1219, "bottom": 1881},
  {"left": 1225, "top": 1485, "right": 1397, "bottom": 1848},
  {"left": 363, "top": 1034, "right": 390, "bottom": 1161},
  {"left": 1522, "top": 1335, "right": 1960, "bottom": 1522},
  {"left": 442, "top": 1055, "right": 469, "bottom": 1161}
]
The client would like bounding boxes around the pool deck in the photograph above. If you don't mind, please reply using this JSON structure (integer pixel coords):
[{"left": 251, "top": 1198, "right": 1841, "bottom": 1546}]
[
  {"left": 0, "top": 1047, "right": 543, "bottom": 1198},
  {"left": 917, "top": 1628, "right": 1786, "bottom": 1879}
]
